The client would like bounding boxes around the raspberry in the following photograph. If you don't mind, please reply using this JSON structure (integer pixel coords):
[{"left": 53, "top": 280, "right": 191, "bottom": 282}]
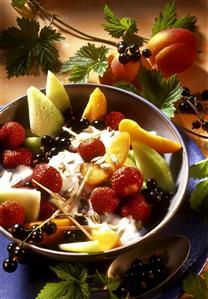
[
  {"left": 32, "top": 163, "right": 62, "bottom": 193},
  {"left": 77, "top": 138, "right": 106, "bottom": 162},
  {"left": 38, "top": 198, "right": 57, "bottom": 220},
  {"left": 2, "top": 147, "right": 33, "bottom": 169},
  {"left": 121, "top": 193, "right": 151, "bottom": 223},
  {"left": 111, "top": 166, "right": 143, "bottom": 198},
  {"left": 0, "top": 121, "right": 25, "bottom": 149},
  {"left": 0, "top": 201, "right": 25, "bottom": 228},
  {"left": 104, "top": 111, "right": 125, "bottom": 130},
  {"left": 90, "top": 187, "right": 120, "bottom": 215}
]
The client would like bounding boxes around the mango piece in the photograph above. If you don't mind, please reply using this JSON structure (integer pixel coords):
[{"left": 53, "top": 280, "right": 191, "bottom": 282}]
[
  {"left": 105, "top": 132, "right": 130, "bottom": 169},
  {"left": 82, "top": 87, "right": 107, "bottom": 121},
  {"left": 119, "top": 119, "right": 181, "bottom": 154},
  {"left": 132, "top": 141, "right": 175, "bottom": 192},
  {"left": 92, "top": 229, "right": 121, "bottom": 251},
  {"left": 26, "top": 218, "right": 72, "bottom": 229},
  {"left": 80, "top": 163, "right": 110, "bottom": 186}
]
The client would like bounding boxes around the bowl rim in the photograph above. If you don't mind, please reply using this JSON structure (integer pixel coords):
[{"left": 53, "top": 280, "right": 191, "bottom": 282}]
[{"left": 0, "top": 83, "right": 189, "bottom": 260}]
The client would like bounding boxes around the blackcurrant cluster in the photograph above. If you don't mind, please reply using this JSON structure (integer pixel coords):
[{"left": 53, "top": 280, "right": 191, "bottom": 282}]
[
  {"left": 3, "top": 242, "right": 27, "bottom": 273},
  {"left": 141, "top": 179, "right": 172, "bottom": 206},
  {"left": 117, "top": 40, "right": 151, "bottom": 65},
  {"left": 178, "top": 87, "right": 208, "bottom": 132},
  {"left": 64, "top": 215, "right": 88, "bottom": 243},
  {"left": 114, "top": 254, "right": 167, "bottom": 298}
]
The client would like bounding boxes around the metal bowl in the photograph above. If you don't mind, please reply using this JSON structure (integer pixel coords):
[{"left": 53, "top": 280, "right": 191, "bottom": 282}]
[{"left": 0, "top": 83, "right": 189, "bottom": 261}]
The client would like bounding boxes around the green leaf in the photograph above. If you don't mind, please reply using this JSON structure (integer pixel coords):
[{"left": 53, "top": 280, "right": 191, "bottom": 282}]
[
  {"left": 60, "top": 43, "right": 109, "bottom": 83},
  {"left": 152, "top": 1, "right": 177, "bottom": 36},
  {"left": 95, "top": 271, "right": 120, "bottom": 292},
  {"left": 11, "top": 0, "right": 27, "bottom": 8},
  {"left": 189, "top": 179, "right": 208, "bottom": 222},
  {"left": 182, "top": 272, "right": 208, "bottom": 299},
  {"left": 0, "top": 17, "right": 63, "bottom": 77},
  {"left": 190, "top": 158, "right": 208, "bottom": 179},
  {"left": 103, "top": 4, "right": 146, "bottom": 47},
  {"left": 151, "top": 0, "right": 197, "bottom": 36},
  {"left": 36, "top": 281, "right": 69, "bottom": 299},
  {"left": 137, "top": 66, "right": 182, "bottom": 118},
  {"left": 113, "top": 82, "right": 138, "bottom": 95}
]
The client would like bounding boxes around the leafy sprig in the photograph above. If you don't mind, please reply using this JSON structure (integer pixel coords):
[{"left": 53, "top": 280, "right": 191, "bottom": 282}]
[
  {"left": 182, "top": 272, "right": 208, "bottom": 299},
  {"left": 60, "top": 43, "right": 109, "bottom": 83},
  {"left": 0, "top": 17, "right": 64, "bottom": 77},
  {"left": 189, "top": 158, "right": 208, "bottom": 222},
  {"left": 137, "top": 66, "right": 182, "bottom": 118},
  {"left": 151, "top": 1, "right": 197, "bottom": 36},
  {"left": 103, "top": 4, "right": 147, "bottom": 46},
  {"left": 35, "top": 263, "right": 120, "bottom": 299}
]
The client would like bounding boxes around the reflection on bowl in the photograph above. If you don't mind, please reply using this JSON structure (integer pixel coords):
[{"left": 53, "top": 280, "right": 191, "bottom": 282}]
[{"left": 0, "top": 83, "right": 189, "bottom": 261}]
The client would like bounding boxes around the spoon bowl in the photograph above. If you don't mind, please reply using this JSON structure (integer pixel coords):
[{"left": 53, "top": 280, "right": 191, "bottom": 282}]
[{"left": 107, "top": 234, "right": 190, "bottom": 297}]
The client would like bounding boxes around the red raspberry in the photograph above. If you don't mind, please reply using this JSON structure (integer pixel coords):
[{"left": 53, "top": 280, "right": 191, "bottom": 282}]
[
  {"left": 120, "top": 193, "right": 151, "bottom": 223},
  {"left": 38, "top": 198, "right": 57, "bottom": 220},
  {"left": 0, "top": 121, "right": 25, "bottom": 149},
  {"left": 111, "top": 166, "right": 143, "bottom": 198},
  {"left": 2, "top": 147, "right": 33, "bottom": 169},
  {"left": 77, "top": 138, "right": 106, "bottom": 162},
  {"left": 104, "top": 111, "right": 125, "bottom": 130},
  {"left": 90, "top": 186, "right": 120, "bottom": 215},
  {"left": 0, "top": 201, "right": 25, "bottom": 228},
  {"left": 32, "top": 163, "right": 62, "bottom": 193}
]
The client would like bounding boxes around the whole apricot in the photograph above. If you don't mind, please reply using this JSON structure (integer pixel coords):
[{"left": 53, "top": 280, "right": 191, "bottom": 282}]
[{"left": 147, "top": 28, "right": 197, "bottom": 77}]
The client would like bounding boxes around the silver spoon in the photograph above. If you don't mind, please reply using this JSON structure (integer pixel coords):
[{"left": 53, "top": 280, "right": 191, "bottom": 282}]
[{"left": 107, "top": 234, "right": 190, "bottom": 298}]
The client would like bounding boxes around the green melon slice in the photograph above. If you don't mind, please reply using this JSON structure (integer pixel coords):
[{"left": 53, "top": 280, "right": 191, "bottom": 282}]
[
  {"left": 132, "top": 141, "right": 175, "bottom": 193},
  {"left": 46, "top": 71, "right": 71, "bottom": 112},
  {"left": 0, "top": 188, "right": 41, "bottom": 222},
  {"left": 27, "top": 86, "right": 64, "bottom": 137},
  {"left": 59, "top": 240, "right": 100, "bottom": 253}
]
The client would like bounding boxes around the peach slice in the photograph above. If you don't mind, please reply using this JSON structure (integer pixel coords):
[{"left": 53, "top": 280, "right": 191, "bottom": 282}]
[
  {"left": 82, "top": 87, "right": 107, "bottom": 121},
  {"left": 105, "top": 132, "right": 130, "bottom": 169},
  {"left": 92, "top": 229, "right": 121, "bottom": 251},
  {"left": 80, "top": 162, "right": 110, "bottom": 186},
  {"left": 119, "top": 119, "right": 181, "bottom": 154}
]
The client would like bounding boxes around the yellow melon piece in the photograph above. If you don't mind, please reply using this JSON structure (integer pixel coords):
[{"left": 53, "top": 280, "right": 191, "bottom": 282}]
[
  {"left": 80, "top": 163, "right": 110, "bottom": 186},
  {"left": 119, "top": 119, "right": 181, "bottom": 154},
  {"left": 82, "top": 87, "right": 107, "bottom": 121},
  {"left": 105, "top": 132, "right": 130, "bottom": 169}
]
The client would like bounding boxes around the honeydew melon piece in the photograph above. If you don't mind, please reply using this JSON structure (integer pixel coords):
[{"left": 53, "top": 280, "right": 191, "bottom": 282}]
[
  {"left": 23, "top": 137, "right": 41, "bottom": 154},
  {"left": 59, "top": 240, "right": 100, "bottom": 253},
  {"left": 132, "top": 141, "right": 175, "bottom": 193},
  {"left": 46, "top": 70, "right": 71, "bottom": 112},
  {"left": 27, "top": 86, "right": 64, "bottom": 137},
  {"left": 0, "top": 188, "right": 41, "bottom": 222}
]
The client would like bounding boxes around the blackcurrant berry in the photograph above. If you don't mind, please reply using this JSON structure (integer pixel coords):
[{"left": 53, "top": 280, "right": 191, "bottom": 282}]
[
  {"left": 201, "top": 89, "right": 208, "bottom": 101},
  {"left": 91, "top": 119, "right": 105, "bottom": 130},
  {"left": 142, "top": 48, "right": 152, "bottom": 58},
  {"left": 13, "top": 245, "right": 26, "bottom": 261},
  {"left": 117, "top": 41, "right": 127, "bottom": 54},
  {"left": 48, "top": 147, "right": 59, "bottom": 157},
  {"left": 7, "top": 242, "right": 17, "bottom": 257},
  {"left": 146, "top": 178, "right": 158, "bottom": 189},
  {"left": 131, "top": 258, "right": 144, "bottom": 271},
  {"left": 119, "top": 52, "right": 131, "bottom": 64},
  {"left": 131, "top": 52, "right": 141, "bottom": 62},
  {"left": 42, "top": 221, "right": 57, "bottom": 235},
  {"left": 11, "top": 224, "right": 26, "bottom": 240},
  {"left": 129, "top": 44, "right": 139, "bottom": 54},
  {"left": 201, "top": 121, "right": 208, "bottom": 131},
  {"left": 181, "top": 87, "right": 190, "bottom": 97},
  {"left": 149, "top": 254, "right": 163, "bottom": 267},
  {"left": 178, "top": 101, "right": 194, "bottom": 114},
  {"left": 79, "top": 118, "right": 90, "bottom": 129},
  {"left": 3, "top": 258, "right": 17, "bottom": 273},
  {"left": 74, "top": 215, "right": 88, "bottom": 225},
  {"left": 24, "top": 181, "right": 33, "bottom": 187},
  {"left": 41, "top": 135, "right": 54, "bottom": 148},
  {"left": 195, "top": 102, "right": 203, "bottom": 111},
  {"left": 63, "top": 230, "right": 87, "bottom": 243},
  {"left": 30, "top": 230, "right": 43, "bottom": 243},
  {"left": 192, "top": 120, "right": 201, "bottom": 129}
]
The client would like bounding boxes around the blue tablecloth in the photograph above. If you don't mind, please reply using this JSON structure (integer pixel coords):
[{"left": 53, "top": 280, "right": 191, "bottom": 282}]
[{"left": 0, "top": 133, "right": 208, "bottom": 299}]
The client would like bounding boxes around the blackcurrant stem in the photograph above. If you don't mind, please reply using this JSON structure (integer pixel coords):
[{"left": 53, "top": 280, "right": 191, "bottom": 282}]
[
  {"left": 29, "top": 0, "right": 117, "bottom": 47},
  {"left": 186, "top": 99, "right": 204, "bottom": 121}
]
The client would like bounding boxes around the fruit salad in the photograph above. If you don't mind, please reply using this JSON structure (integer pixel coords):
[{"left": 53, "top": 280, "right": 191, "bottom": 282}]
[{"left": 0, "top": 72, "right": 182, "bottom": 257}]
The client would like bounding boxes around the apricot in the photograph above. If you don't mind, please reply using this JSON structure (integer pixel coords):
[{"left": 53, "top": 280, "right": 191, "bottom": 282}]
[
  {"left": 147, "top": 28, "right": 197, "bottom": 77},
  {"left": 119, "top": 119, "right": 181, "bottom": 154},
  {"left": 99, "top": 52, "right": 141, "bottom": 85}
]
